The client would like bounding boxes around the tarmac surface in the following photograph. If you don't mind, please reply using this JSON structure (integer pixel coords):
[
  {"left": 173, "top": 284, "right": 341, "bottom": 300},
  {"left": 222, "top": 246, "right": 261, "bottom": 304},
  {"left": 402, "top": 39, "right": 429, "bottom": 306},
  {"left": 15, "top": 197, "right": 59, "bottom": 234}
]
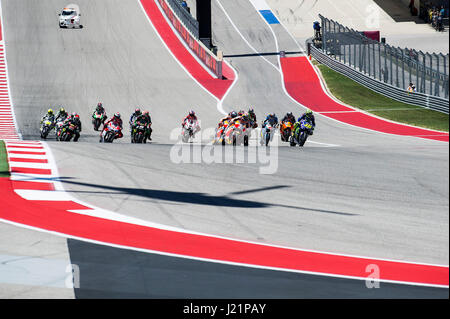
[{"left": 0, "top": 0, "right": 448, "bottom": 298}]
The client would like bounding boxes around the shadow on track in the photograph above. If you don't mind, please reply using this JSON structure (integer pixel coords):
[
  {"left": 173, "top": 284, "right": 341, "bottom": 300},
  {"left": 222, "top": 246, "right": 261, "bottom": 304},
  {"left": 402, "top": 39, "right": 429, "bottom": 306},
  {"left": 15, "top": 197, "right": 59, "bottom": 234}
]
[
  {"left": 223, "top": 51, "right": 303, "bottom": 58},
  {"left": 56, "top": 177, "right": 358, "bottom": 216}
]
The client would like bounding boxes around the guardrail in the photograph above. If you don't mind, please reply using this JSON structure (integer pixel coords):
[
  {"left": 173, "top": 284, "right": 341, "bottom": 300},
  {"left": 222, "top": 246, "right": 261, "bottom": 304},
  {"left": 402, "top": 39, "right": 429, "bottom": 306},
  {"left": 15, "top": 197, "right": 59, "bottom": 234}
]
[
  {"left": 167, "top": 0, "right": 199, "bottom": 39},
  {"left": 318, "top": 14, "right": 449, "bottom": 99},
  {"left": 308, "top": 41, "right": 449, "bottom": 114},
  {"left": 157, "top": 0, "right": 223, "bottom": 79}
]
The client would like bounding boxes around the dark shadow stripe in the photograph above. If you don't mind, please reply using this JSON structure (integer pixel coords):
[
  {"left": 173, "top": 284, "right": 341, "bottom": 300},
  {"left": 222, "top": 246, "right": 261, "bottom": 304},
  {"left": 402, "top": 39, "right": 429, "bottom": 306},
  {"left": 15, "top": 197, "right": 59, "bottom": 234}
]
[{"left": 67, "top": 239, "right": 448, "bottom": 299}]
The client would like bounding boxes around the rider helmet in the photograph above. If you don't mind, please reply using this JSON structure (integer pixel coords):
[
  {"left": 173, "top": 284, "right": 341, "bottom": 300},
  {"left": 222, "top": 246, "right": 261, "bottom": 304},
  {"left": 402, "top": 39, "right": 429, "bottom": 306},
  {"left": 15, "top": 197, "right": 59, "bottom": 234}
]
[
  {"left": 97, "top": 102, "right": 103, "bottom": 107},
  {"left": 114, "top": 112, "right": 121, "bottom": 119},
  {"left": 189, "top": 110, "right": 196, "bottom": 116},
  {"left": 143, "top": 111, "right": 149, "bottom": 116},
  {"left": 135, "top": 108, "right": 142, "bottom": 115},
  {"left": 47, "top": 109, "right": 54, "bottom": 115},
  {"left": 59, "top": 107, "right": 66, "bottom": 113},
  {"left": 230, "top": 111, "right": 238, "bottom": 118}
]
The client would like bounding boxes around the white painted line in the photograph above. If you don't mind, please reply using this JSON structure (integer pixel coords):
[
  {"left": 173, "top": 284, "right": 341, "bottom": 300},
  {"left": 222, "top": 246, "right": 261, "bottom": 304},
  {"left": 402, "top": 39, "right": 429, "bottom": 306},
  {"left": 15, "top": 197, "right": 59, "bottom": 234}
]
[
  {"left": 7, "top": 154, "right": 48, "bottom": 160},
  {"left": 8, "top": 162, "right": 52, "bottom": 169},
  {"left": 10, "top": 173, "right": 59, "bottom": 182},
  {"left": 14, "top": 190, "right": 73, "bottom": 201},
  {"left": 6, "top": 147, "right": 45, "bottom": 153},
  {"left": 307, "top": 140, "right": 341, "bottom": 147}
]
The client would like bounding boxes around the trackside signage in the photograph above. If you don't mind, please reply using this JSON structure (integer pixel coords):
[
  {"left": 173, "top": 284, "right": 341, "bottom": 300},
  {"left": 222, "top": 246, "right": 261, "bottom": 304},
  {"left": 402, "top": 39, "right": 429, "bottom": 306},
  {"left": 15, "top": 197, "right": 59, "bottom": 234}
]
[{"left": 158, "top": 0, "right": 223, "bottom": 78}]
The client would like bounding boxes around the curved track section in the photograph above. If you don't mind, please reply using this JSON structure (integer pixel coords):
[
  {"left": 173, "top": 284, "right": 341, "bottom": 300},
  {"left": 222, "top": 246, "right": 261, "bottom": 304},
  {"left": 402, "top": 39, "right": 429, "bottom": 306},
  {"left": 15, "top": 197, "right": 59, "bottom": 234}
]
[{"left": 1, "top": 0, "right": 448, "bottom": 298}]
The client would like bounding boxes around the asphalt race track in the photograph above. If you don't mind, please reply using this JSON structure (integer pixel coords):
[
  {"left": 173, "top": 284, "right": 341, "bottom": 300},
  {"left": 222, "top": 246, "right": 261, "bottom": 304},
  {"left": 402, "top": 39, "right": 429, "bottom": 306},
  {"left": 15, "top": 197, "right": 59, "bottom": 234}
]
[{"left": 0, "top": 0, "right": 448, "bottom": 299}]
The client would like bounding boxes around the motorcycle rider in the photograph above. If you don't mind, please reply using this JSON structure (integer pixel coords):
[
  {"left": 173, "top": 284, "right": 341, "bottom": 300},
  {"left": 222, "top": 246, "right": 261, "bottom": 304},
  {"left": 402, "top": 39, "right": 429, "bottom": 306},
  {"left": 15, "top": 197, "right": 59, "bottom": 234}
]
[
  {"left": 298, "top": 109, "right": 316, "bottom": 128},
  {"left": 40, "top": 109, "right": 56, "bottom": 127},
  {"left": 61, "top": 112, "right": 82, "bottom": 142},
  {"left": 55, "top": 107, "right": 68, "bottom": 123},
  {"left": 182, "top": 110, "right": 198, "bottom": 126},
  {"left": 217, "top": 111, "right": 237, "bottom": 129},
  {"left": 54, "top": 107, "right": 69, "bottom": 136},
  {"left": 181, "top": 110, "right": 201, "bottom": 134},
  {"left": 133, "top": 110, "right": 152, "bottom": 142},
  {"left": 94, "top": 102, "right": 106, "bottom": 115},
  {"left": 129, "top": 108, "right": 142, "bottom": 129},
  {"left": 280, "top": 112, "right": 296, "bottom": 141},
  {"left": 262, "top": 113, "right": 279, "bottom": 128},
  {"left": 129, "top": 108, "right": 143, "bottom": 141},
  {"left": 101, "top": 112, "right": 123, "bottom": 141},
  {"left": 281, "top": 112, "right": 296, "bottom": 125},
  {"left": 92, "top": 102, "right": 107, "bottom": 128},
  {"left": 293, "top": 109, "right": 316, "bottom": 138},
  {"left": 248, "top": 108, "right": 258, "bottom": 128}
]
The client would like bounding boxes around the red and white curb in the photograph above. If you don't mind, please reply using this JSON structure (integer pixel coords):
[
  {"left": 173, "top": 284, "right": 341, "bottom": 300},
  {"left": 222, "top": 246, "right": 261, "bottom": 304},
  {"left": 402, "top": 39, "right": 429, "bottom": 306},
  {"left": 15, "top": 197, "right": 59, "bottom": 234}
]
[
  {"left": 0, "top": 42, "right": 20, "bottom": 141},
  {"left": 1, "top": 141, "right": 448, "bottom": 288}
]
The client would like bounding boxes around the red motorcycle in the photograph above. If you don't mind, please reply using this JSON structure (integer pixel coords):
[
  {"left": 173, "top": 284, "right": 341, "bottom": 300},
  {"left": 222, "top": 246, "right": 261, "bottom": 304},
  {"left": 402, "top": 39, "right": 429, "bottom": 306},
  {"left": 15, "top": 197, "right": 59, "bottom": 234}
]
[{"left": 100, "top": 122, "right": 122, "bottom": 143}]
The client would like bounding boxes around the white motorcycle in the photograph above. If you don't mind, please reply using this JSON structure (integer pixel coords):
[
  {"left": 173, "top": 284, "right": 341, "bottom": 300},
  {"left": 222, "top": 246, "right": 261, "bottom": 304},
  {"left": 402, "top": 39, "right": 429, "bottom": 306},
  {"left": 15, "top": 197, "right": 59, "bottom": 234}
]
[
  {"left": 181, "top": 119, "right": 200, "bottom": 143},
  {"left": 260, "top": 122, "right": 277, "bottom": 146}
]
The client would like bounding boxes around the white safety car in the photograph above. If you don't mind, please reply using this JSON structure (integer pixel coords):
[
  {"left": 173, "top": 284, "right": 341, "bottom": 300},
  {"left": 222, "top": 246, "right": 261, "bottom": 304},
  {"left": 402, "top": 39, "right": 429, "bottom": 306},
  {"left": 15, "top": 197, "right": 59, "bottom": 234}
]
[{"left": 58, "top": 4, "right": 83, "bottom": 28}]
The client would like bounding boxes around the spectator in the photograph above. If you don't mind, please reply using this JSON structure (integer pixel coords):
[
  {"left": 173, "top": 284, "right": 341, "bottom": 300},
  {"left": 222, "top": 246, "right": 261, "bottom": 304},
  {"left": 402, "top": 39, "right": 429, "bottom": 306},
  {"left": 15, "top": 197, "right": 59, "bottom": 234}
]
[
  {"left": 407, "top": 82, "right": 416, "bottom": 94},
  {"left": 313, "top": 21, "right": 321, "bottom": 40},
  {"left": 181, "top": 1, "right": 190, "bottom": 13},
  {"left": 437, "top": 9, "right": 444, "bottom": 31}
]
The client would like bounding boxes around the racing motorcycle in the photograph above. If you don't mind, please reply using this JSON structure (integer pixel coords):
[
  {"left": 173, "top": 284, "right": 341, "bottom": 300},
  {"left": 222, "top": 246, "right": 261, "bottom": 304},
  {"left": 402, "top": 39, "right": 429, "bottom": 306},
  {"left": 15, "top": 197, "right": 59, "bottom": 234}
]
[
  {"left": 40, "top": 119, "right": 54, "bottom": 139},
  {"left": 223, "top": 119, "right": 249, "bottom": 146},
  {"left": 280, "top": 121, "right": 294, "bottom": 142},
  {"left": 100, "top": 122, "right": 122, "bottom": 143},
  {"left": 260, "top": 122, "right": 277, "bottom": 147},
  {"left": 57, "top": 123, "right": 78, "bottom": 141},
  {"left": 290, "top": 119, "right": 314, "bottom": 147},
  {"left": 181, "top": 119, "right": 200, "bottom": 143},
  {"left": 132, "top": 122, "right": 148, "bottom": 144},
  {"left": 92, "top": 111, "right": 107, "bottom": 131},
  {"left": 54, "top": 119, "right": 66, "bottom": 138},
  {"left": 214, "top": 119, "right": 231, "bottom": 145}
]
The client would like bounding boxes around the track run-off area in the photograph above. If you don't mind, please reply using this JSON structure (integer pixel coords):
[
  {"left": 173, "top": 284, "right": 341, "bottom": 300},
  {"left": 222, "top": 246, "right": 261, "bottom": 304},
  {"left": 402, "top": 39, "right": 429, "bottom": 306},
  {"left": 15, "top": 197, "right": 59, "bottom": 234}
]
[{"left": 0, "top": 0, "right": 448, "bottom": 298}]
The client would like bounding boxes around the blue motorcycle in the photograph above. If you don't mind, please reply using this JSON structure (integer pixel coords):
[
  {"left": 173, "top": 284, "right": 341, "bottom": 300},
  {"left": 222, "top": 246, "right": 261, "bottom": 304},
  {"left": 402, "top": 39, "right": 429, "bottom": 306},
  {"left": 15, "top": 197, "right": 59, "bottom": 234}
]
[{"left": 290, "top": 119, "right": 314, "bottom": 147}]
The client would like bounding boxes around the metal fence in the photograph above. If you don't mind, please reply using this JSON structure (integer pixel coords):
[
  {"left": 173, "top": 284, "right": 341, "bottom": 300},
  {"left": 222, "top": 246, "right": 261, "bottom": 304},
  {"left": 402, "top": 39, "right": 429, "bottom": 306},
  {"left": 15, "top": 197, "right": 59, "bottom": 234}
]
[
  {"left": 167, "top": 0, "right": 199, "bottom": 39},
  {"left": 319, "top": 14, "right": 449, "bottom": 100},
  {"left": 310, "top": 44, "right": 449, "bottom": 113}
]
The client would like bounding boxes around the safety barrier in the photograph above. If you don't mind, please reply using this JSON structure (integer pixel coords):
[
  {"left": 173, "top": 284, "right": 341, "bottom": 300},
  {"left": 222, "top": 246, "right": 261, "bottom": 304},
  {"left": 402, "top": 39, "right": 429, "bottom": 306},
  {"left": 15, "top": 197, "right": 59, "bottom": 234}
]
[
  {"left": 167, "top": 0, "right": 199, "bottom": 39},
  {"left": 309, "top": 42, "right": 449, "bottom": 114},
  {"left": 157, "top": 0, "right": 223, "bottom": 79}
]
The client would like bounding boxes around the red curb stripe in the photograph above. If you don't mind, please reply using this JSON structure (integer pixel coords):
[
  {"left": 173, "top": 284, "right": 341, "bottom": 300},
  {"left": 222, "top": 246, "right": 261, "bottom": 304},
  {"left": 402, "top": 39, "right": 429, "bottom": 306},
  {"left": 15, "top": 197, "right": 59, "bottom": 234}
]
[
  {"left": 8, "top": 151, "right": 46, "bottom": 155},
  {"left": 9, "top": 158, "right": 48, "bottom": 163},
  {"left": 280, "top": 57, "right": 449, "bottom": 142},
  {"left": 0, "top": 177, "right": 447, "bottom": 287},
  {"left": 12, "top": 181, "right": 55, "bottom": 191},
  {"left": 6, "top": 145, "right": 44, "bottom": 149},
  {"left": 10, "top": 167, "right": 52, "bottom": 175},
  {"left": 139, "top": 0, "right": 234, "bottom": 100}
]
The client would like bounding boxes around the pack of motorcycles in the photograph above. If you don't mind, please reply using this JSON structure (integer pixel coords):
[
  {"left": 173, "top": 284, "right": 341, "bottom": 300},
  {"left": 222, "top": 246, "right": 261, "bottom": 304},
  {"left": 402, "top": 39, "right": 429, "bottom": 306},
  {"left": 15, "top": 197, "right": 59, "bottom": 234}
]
[{"left": 40, "top": 112, "right": 315, "bottom": 146}]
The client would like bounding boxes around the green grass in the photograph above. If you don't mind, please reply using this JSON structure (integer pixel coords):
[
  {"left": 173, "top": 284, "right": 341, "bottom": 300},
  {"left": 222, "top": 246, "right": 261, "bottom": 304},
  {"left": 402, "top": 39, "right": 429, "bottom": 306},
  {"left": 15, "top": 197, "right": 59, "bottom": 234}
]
[
  {"left": 0, "top": 140, "right": 10, "bottom": 178},
  {"left": 316, "top": 63, "right": 449, "bottom": 132}
]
